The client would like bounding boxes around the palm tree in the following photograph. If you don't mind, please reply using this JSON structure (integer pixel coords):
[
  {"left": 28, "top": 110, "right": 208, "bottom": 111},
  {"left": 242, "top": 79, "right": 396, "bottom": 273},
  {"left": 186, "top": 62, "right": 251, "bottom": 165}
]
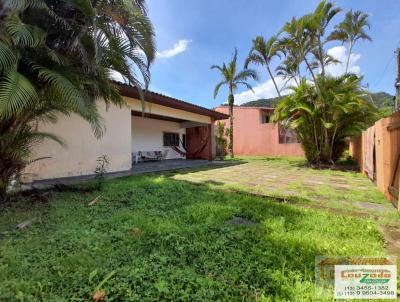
[
  {"left": 280, "top": 16, "right": 317, "bottom": 82},
  {"left": 275, "top": 51, "right": 301, "bottom": 86},
  {"left": 245, "top": 35, "right": 282, "bottom": 97},
  {"left": 279, "top": 2, "right": 340, "bottom": 82},
  {"left": 0, "top": 0, "right": 155, "bottom": 198},
  {"left": 328, "top": 10, "right": 371, "bottom": 73},
  {"left": 272, "top": 74, "right": 378, "bottom": 164},
  {"left": 305, "top": 0, "right": 341, "bottom": 76},
  {"left": 271, "top": 1, "right": 375, "bottom": 164},
  {"left": 279, "top": 4, "right": 340, "bottom": 154},
  {"left": 211, "top": 49, "right": 258, "bottom": 158}
]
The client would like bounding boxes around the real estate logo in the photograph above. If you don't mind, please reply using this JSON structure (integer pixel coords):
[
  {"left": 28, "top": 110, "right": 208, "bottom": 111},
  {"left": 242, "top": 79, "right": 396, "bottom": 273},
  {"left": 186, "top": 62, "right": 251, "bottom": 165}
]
[
  {"left": 334, "top": 265, "right": 397, "bottom": 299},
  {"left": 315, "top": 256, "right": 397, "bottom": 300}
]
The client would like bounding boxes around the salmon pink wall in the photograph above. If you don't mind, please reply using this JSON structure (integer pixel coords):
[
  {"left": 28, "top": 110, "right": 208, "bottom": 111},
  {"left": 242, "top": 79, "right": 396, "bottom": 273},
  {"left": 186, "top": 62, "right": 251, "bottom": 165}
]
[{"left": 214, "top": 106, "right": 304, "bottom": 157}]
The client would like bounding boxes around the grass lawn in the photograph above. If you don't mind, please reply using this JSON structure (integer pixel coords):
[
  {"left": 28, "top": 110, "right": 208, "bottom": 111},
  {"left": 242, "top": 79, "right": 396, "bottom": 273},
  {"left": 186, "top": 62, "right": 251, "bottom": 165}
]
[{"left": 0, "top": 157, "right": 395, "bottom": 301}]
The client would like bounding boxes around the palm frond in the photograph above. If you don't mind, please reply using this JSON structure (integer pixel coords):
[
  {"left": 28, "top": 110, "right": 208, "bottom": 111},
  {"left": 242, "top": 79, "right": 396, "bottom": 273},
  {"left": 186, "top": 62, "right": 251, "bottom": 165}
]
[
  {"left": 213, "top": 81, "right": 227, "bottom": 99},
  {"left": 236, "top": 81, "right": 254, "bottom": 93},
  {"left": 210, "top": 64, "right": 223, "bottom": 72},
  {"left": 234, "top": 68, "right": 259, "bottom": 82},
  {"left": 245, "top": 53, "right": 264, "bottom": 67},
  {"left": 0, "top": 70, "right": 38, "bottom": 118},
  {"left": 6, "top": 14, "right": 46, "bottom": 47},
  {"left": 0, "top": 41, "right": 16, "bottom": 74}
]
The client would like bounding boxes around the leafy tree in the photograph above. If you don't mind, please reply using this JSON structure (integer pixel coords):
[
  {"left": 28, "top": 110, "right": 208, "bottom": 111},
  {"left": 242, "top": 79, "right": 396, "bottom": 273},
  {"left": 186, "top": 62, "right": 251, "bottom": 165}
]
[
  {"left": 0, "top": 0, "right": 155, "bottom": 198},
  {"left": 245, "top": 35, "right": 282, "bottom": 97},
  {"left": 211, "top": 49, "right": 258, "bottom": 158},
  {"left": 279, "top": 17, "right": 311, "bottom": 77},
  {"left": 269, "top": 1, "right": 378, "bottom": 164},
  {"left": 305, "top": 0, "right": 341, "bottom": 76},
  {"left": 328, "top": 10, "right": 372, "bottom": 73},
  {"left": 273, "top": 75, "right": 378, "bottom": 164},
  {"left": 275, "top": 52, "right": 301, "bottom": 86},
  {"left": 215, "top": 121, "right": 227, "bottom": 159},
  {"left": 276, "top": 2, "right": 341, "bottom": 87}
]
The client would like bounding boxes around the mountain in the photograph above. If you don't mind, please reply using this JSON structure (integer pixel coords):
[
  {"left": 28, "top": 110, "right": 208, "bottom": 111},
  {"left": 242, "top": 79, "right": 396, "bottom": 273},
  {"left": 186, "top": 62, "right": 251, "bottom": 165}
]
[
  {"left": 369, "top": 92, "right": 395, "bottom": 109},
  {"left": 240, "top": 96, "right": 283, "bottom": 108},
  {"left": 240, "top": 92, "right": 395, "bottom": 110}
]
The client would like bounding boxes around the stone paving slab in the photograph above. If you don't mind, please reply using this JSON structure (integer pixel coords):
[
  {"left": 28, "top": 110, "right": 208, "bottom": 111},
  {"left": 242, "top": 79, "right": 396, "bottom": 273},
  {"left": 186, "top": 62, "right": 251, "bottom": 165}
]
[{"left": 171, "top": 160, "right": 389, "bottom": 209}]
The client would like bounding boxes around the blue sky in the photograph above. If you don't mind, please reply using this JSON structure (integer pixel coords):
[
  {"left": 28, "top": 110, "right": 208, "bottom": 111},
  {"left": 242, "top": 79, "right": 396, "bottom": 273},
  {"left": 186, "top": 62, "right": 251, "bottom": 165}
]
[{"left": 146, "top": 0, "right": 400, "bottom": 108}]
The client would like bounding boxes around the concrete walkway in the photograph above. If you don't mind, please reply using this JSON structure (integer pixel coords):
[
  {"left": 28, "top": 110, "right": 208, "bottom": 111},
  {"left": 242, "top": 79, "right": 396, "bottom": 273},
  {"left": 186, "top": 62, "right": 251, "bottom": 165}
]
[
  {"left": 132, "top": 159, "right": 214, "bottom": 174},
  {"left": 28, "top": 159, "right": 222, "bottom": 189}
]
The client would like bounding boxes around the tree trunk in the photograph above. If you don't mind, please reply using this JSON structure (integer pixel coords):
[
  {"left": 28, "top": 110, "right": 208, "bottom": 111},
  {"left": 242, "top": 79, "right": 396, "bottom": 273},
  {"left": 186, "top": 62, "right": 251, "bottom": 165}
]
[
  {"left": 267, "top": 65, "right": 281, "bottom": 98},
  {"left": 305, "top": 57, "right": 317, "bottom": 84},
  {"left": 345, "top": 41, "right": 353, "bottom": 74},
  {"left": 318, "top": 35, "right": 325, "bottom": 77},
  {"left": 228, "top": 94, "right": 234, "bottom": 159},
  {"left": 0, "top": 174, "right": 9, "bottom": 202}
]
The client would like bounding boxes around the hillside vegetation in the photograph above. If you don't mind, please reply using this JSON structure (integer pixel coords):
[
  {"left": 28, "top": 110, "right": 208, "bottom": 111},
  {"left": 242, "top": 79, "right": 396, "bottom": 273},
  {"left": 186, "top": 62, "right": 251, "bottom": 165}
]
[{"left": 240, "top": 92, "right": 394, "bottom": 111}]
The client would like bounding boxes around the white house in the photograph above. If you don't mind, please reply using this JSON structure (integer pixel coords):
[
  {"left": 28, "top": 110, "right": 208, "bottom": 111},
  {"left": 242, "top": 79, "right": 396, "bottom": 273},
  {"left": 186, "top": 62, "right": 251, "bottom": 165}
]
[{"left": 24, "top": 83, "right": 228, "bottom": 182}]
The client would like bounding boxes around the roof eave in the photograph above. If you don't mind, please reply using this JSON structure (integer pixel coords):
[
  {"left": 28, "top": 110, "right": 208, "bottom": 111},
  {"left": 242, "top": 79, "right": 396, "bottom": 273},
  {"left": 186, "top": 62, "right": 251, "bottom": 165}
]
[{"left": 116, "top": 82, "right": 229, "bottom": 120}]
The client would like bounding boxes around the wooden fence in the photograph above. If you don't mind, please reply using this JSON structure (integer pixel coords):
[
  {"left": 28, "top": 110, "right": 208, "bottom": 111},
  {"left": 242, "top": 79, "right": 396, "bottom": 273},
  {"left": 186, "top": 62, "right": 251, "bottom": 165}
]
[{"left": 349, "top": 111, "right": 400, "bottom": 209}]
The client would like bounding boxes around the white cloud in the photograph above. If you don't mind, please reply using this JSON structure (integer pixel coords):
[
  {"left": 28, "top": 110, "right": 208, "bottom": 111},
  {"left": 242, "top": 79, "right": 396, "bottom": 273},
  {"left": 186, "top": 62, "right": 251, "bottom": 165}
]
[
  {"left": 233, "top": 77, "right": 296, "bottom": 105},
  {"left": 156, "top": 39, "right": 192, "bottom": 58},
  {"left": 325, "top": 46, "right": 361, "bottom": 76},
  {"left": 109, "top": 70, "right": 125, "bottom": 82}
]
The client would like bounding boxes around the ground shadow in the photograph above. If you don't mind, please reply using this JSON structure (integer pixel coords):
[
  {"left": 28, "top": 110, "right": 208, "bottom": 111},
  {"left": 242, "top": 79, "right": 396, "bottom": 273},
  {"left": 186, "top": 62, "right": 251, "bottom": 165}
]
[{"left": 0, "top": 172, "right": 387, "bottom": 301}]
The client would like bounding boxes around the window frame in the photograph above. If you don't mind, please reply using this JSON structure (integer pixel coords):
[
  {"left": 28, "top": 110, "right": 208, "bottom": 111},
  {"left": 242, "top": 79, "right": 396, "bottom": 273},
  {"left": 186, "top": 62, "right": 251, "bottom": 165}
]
[
  {"left": 163, "top": 132, "right": 180, "bottom": 147},
  {"left": 278, "top": 123, "right": 300, "bottom": 144},
  {"left": 260, "top": 112, "right": 271, "bottom": 124}
]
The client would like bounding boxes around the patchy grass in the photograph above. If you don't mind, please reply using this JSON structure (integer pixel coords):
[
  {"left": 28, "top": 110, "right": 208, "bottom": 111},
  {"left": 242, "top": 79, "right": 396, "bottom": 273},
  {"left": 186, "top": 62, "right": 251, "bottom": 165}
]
[
  {"left": 0, "top": 164, "right": 389, "bottom": 301},
  {"left": 173, "top": 157, "right": 399, "bottom": 227}
]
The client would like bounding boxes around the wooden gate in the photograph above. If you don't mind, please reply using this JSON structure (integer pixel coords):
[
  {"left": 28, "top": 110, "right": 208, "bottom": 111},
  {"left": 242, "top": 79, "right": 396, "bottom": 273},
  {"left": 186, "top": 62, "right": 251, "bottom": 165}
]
[
  {"left": 387, "top": 119, "right": 400, "bottom": 205},
  {"left": 349, "top": 111, "right": 400, "bottom": 209}
]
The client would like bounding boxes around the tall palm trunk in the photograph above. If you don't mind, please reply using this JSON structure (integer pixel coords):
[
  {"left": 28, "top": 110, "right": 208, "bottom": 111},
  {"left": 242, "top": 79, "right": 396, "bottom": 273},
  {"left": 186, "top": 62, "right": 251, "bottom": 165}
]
[
  {"left": 318, "top": 36, "right": 325, "bottom": 77},
  {"left": 228, "top": 94, "right": 234, "bottom": 158},
  {"left": 266, "top": 64, "right": 281, "bottom": 98},
  {"left": 345, "top": 41, "right": 353, "bottom": 74}
]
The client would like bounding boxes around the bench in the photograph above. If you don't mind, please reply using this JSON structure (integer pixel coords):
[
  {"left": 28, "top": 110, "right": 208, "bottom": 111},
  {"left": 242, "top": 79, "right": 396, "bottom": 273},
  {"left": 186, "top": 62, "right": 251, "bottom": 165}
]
[{"left": 133, "top": 150, "right": 169, "bottom": 163}]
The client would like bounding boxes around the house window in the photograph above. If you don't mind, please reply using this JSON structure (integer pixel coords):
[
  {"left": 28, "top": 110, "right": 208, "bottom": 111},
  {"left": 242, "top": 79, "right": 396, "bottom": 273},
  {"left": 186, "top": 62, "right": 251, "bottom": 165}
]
[
  {"left": 163, "top": 132, "right": 180, "bottom": 147},
  {"left": 279, "top": 123, "right": 300, "bottom": 144},
  {"left": 260, "top": 113, "right": 270, "bottom": 124}
]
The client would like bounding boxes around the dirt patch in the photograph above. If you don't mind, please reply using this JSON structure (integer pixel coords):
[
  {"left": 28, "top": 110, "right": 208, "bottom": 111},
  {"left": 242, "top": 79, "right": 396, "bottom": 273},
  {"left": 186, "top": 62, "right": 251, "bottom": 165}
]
[
  {"left": 304, "top": 180, "right": 325, "bottom": 185},
  {"left": 329, "top": 178, "right": 349, "bottom": 184},
  {"left": 283, "top": 190, "right": 301, "bottom": 196},
  {"left": 127, "top": 227, "right": 141, "bottom": 237},
  {"left": 307, "top": 163, "right": 359, "bottom": 172},
  {"left": 330, "top": 183, "right": 351, "bottom": 189},
  {"left": 298, "top": 203, "right": 371, "bottom": 218},
  {"left": 378, "top": 225, "right": 400, "bottom": 256},
  {"left": 355, "top": 202, "right": 392, "bottom": 213}
]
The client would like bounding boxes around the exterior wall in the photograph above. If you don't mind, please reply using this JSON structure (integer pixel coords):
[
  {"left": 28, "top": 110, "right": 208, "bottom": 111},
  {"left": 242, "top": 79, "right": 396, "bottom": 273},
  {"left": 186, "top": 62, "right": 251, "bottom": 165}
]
[
  {"left": 24, "top": 102, "right": 132, "bottom": 181},
  {"left": 373, "top": 113, "right": 400, "bottom": 202},
  {"left": 124, "top": 96, "right": 212, "bottom": 124},
  {"left": 349, "top": 111, "right": 400, "bottom": 205},
  {"left": 214, "top": 106, "right": 304, "bottom": 157},
  {"left": 349, "top": 135, "right": 365, "bottom": 173},
  {"left": 24, "top": 95, "right": 218, "bottom": 182},
  {"left": 131, "top": 116, "right": 185, "bottom": 160}
]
